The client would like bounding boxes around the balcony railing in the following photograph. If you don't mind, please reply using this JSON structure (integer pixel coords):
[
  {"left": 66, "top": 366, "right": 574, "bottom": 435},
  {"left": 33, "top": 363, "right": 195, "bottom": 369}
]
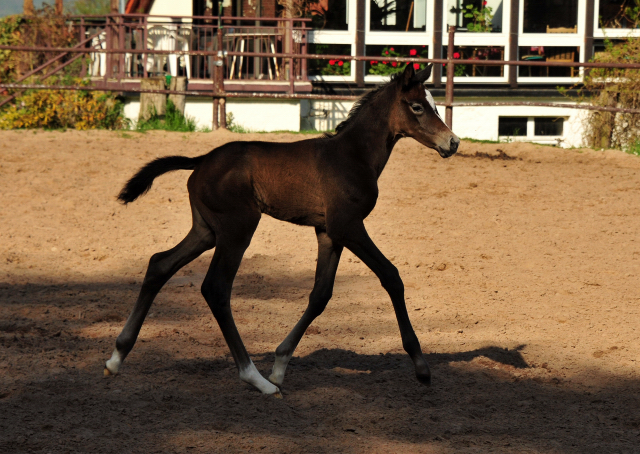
[{"left": 67, "top": 14, "right": 309, "bottom": 86}]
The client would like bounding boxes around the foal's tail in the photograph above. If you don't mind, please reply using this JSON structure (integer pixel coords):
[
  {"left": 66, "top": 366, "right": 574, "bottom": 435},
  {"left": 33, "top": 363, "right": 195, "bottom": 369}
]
[{"left": 117, "top": 155, "right": 205, "bottom": 204}]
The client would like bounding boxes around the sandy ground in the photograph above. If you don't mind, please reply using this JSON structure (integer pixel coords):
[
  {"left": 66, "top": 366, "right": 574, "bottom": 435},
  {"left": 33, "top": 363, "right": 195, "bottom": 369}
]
[{"left": 0, "top": 129, "right": 639, "bottom": 454}]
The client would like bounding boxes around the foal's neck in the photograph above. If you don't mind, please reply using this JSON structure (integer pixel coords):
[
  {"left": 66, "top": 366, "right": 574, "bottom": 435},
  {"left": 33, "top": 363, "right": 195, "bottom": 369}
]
[{"left": 346, "top": 87, "right": 400, "bottom": 177}]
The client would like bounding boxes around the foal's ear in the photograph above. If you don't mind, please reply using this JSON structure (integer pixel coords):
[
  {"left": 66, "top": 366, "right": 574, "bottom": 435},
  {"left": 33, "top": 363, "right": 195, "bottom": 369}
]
[
  {"left": 401, "top": 63, "right": 416, "bottom": 88},
  {"left": 412, "top": 64, "right": 433, "bottom": 84}
]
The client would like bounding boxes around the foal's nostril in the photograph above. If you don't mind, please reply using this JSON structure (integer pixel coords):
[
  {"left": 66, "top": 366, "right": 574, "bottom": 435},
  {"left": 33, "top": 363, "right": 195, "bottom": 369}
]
[{"left": 450, "top": 137, "right": 459, "bottom": 153}]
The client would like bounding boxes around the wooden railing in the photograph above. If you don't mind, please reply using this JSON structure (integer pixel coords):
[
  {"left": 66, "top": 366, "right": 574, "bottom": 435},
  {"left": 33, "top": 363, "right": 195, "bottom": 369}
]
[{"left": 67, "top": 14, "right": 309, "bottom": 83}]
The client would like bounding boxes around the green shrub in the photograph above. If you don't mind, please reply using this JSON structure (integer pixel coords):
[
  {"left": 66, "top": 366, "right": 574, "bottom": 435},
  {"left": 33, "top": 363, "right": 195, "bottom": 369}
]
[
  {"left": 0, "top": 79, "right": 126, "bottom": 130},
  {"left": 564, "top": 37, "right": 640, "bottom": 150},
  {"left": 136, "top": 100, "right": 197, "bottom": 132}
]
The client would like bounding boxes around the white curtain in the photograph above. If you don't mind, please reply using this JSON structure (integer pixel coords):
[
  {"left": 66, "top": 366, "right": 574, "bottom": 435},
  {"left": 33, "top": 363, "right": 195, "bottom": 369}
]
[{"left": 413, "top": 0, "right": 426, "bottom": 28}]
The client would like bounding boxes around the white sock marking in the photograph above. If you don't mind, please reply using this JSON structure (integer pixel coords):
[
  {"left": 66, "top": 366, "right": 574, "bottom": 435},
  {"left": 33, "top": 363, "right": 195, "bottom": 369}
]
[
  {"left": 105, "top": 349, "right": 123, "bottom": 374},
  {"left": 269, "top": 354, "right": 292, "bottom": 386},
  {"left": 240, "top": 360, "right": 281, "bottom": 395}
]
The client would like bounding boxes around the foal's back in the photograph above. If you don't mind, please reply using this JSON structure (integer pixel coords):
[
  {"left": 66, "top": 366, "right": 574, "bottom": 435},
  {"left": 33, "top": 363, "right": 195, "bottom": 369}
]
[{"left": 188, "top": 137, "right": 335, "bottom": 227}]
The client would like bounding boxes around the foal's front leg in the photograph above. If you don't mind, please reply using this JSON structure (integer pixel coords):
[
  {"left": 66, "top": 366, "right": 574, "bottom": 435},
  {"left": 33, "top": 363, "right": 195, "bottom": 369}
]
[
  {"left": 334, "top": 222, "right": 431, "bottom": 386},
  {"left": 269, "top": 228, "right": 343, "bottom": 387}
]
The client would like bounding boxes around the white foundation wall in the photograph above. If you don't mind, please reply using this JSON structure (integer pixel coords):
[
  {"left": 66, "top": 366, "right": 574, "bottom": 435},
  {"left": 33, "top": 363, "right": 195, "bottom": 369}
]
[
  {"left": 450, "top": 104, "right": 585, "bottom": 148},
  {"left": 123, "top": 97, "right": 301, "bottom": 132},
  {"left": 301, "top": 100, "right": 586, "bottom": 148},
  {"left": 123, "top": 96, "right": 586, "bottom": 146}
]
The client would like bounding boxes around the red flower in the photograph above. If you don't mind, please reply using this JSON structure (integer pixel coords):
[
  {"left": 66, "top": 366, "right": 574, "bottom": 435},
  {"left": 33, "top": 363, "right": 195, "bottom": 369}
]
[
  {"left": 483, "top": 1, "right": 487, "bottom": 4},
  {"left": 382, "top": 61, "right": 388, "bottom": 64},
  {"left": 329, "top": 60, "right": 336, "bottom": 65},
  {"left": 390, "top": 47, "right": 395, "bottom": 51},
  {"left": 371, "top": 60, "right": 378, "bottom": 64},
  {"left": 453, "top": 52, "right": 460, "bottom": 59},
  {"left": 338, "top": 61, "right": 344, "bottom": 66},
  {"left": 413, "top": 63, "right": 420, "bottom": 70},
  {"left": 385, "top": 50, "right": 389, "bottom": 55},
  {"left": 409, "top": 49, "right": 417, "bottom": 56},
  {"left": 392, "top": 62, "right": 397, "bottom": 67}
]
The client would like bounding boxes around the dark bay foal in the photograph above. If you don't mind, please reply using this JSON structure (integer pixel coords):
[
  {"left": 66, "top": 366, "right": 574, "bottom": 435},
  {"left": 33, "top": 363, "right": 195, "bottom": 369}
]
[{"left": 105, "top": 63, "right": 460, "bottom": 396}]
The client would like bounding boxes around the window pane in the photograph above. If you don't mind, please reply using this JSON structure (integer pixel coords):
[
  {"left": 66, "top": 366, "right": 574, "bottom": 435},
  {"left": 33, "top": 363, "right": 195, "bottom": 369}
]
[
  {"left": 370, "top": 0, "right": 427, "bottom": 31},
  {"left": 523, "top": 0, "right": 578, "bottom": 33},
  {"left": 518, "top": 46, "right": 579, "bottom": 77},
  {"left": 366, "top": 45, "right": 429, "bottom": 75},
  {"left": 534, "top": 117, "right": 564, "bottom": 136},
  {"left": 310, "top": 0, "right": 349, "bottom": 30},
  {"left": 308, "top": 44, "right": 351, "bottom": 76},
  {"left": 599, "top": 0, "right": 638, "bottom": 29},
  {"left": 446, "top": 0, "right": 503, "bottom": 33},
  {"left": 499, "top": 117, "right": 527, "bottom": 136},
  {"left": 443, "top": 45, "right": 504, "bottom": 77}
]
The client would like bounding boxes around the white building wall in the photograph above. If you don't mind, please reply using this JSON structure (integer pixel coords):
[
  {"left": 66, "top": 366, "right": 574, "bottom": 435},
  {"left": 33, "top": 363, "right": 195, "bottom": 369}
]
[
  {"left": 301, "top": 99, "right": 586, "bottom": 148},
  {"left": 123, "top": 97, "right": 585, "bottom": 147},
  {"left": 123, "top": 97, "right": 301, "bottom": 132},
  {"left": 148, "top": 0, "right": 191, "bottom": 19}
]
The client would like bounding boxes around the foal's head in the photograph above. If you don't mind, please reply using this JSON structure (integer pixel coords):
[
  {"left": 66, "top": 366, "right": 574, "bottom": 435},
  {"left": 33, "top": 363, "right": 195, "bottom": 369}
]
[{"left": 391, "top": 64, "right": 460, "bottom": 158}]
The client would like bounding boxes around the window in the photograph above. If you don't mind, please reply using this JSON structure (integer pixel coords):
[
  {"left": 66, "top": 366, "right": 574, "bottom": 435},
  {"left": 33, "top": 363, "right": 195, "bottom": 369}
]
[
  {"left": 444, "top": 45, "right": 504, "bottom": 77},
  {"left": 499, "top": 117, "right": 527, "bottom": 136},
  {"left": 518, "top": 46, "right": 579, "bottom": 77},
  {"left": 498, "top": 117, "right": 565, "bottom": 139},
  {"left": 599, "top": 0, "right": 639, "bottom": 29},
  {"left": 366, "top": 45, "right": 429, "bottom": 76},
  {"left": 370, "top": 0, "right": 426, "bottom": 32},
  {"left": 523, "top": 0, "right": 578, "bottom": 34},
  {"left": 310, "top": 0, "right": 349, "bottom": 30},
  {"left": 308, "top": 44, "right": 352, "bottom": 76},
  {"left": 446, "top": 0, "right": 503, "bottom": 33},
  {"left": 534, "top": 117, "right": 564, "bottom": 136}
]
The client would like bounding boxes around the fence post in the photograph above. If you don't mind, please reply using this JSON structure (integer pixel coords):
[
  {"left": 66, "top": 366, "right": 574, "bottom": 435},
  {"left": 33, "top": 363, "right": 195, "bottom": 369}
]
[
  {"left": 289, "top": 18, "right": 295, "bottom": 94},
  {"left": 105, "top": 16, "right": 112, "bottom": 85},
  {"left": 218, "top": 24, "right": 227, "bottom": 129},
  {"left": 118, "top": 15, "right": 125, "bottom": 81},
  {"left": 445, "top": 25, "right": 455, "bottom": 129},
  {"left": 432, "top": 0, "right": 443, "bottom": 88},
  {"left": 80, "top": 18, "right": 87, "bottom": 78},
  {"left": 301, "top": 21, "right": 308, "bottom": 81}
]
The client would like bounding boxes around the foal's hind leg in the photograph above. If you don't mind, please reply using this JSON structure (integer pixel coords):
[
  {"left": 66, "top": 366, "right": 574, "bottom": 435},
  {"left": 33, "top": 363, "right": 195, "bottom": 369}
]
[
  {"left": 269, "top": 228, "right": 342, "bottom": 387},
  {"left": 200, "top": 215, "right": 281, "bottom": 396},
  {"left": 105, "top": 207, "right": 215, "bottom": 375}
]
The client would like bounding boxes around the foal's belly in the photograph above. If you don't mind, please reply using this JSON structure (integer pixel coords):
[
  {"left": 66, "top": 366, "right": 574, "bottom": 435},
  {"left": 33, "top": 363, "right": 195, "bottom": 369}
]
[{"left": 253, "top": 174, "right": 326, "bottom": 227}]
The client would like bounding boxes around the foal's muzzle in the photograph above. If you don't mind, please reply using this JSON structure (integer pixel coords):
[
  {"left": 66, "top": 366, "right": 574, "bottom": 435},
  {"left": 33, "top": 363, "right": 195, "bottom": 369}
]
[{"left": 438, "top": 136, "right": 460, "bottom": 158}]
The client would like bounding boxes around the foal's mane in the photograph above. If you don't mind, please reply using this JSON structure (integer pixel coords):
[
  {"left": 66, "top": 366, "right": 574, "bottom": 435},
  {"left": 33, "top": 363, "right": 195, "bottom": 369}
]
[{"left": 323, "top": 73, "right": 402, "bottom": 139}]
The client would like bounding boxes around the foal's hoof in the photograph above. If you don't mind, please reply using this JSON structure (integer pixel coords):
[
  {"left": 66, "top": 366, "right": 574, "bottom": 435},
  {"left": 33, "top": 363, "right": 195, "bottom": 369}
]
[
  {"left": 103, "top": 367, "right": 115, "bottom": 377},
  {"left": 416, "top": 363, "right": 432, "bottom": 386},
  {"left": 273, "top": 389, "right": 283, "bottom": 399},
  {"left": 417, "top": 372, "right": 432, "bottom": 387}
]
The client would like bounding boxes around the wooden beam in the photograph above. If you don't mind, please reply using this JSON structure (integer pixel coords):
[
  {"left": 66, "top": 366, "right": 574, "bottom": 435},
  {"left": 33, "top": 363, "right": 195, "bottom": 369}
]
[
  {"left": 584, "top": 0, "right": 595, "bottom": 64},
  {"left": 508, "top": 0, "right": 519, "bottom": 88},
  {"left": 432, "top": 0, "right": 443, "bottom": 87},
  {"left": 355, "top": 0, "right": 366, "bottom": 87}
]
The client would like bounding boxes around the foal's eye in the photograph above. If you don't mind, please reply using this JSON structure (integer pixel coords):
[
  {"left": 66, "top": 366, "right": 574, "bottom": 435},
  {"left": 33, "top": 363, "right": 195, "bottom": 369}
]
[{"left": 410, "top": 103, "right": 424, "bottom": 115}]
